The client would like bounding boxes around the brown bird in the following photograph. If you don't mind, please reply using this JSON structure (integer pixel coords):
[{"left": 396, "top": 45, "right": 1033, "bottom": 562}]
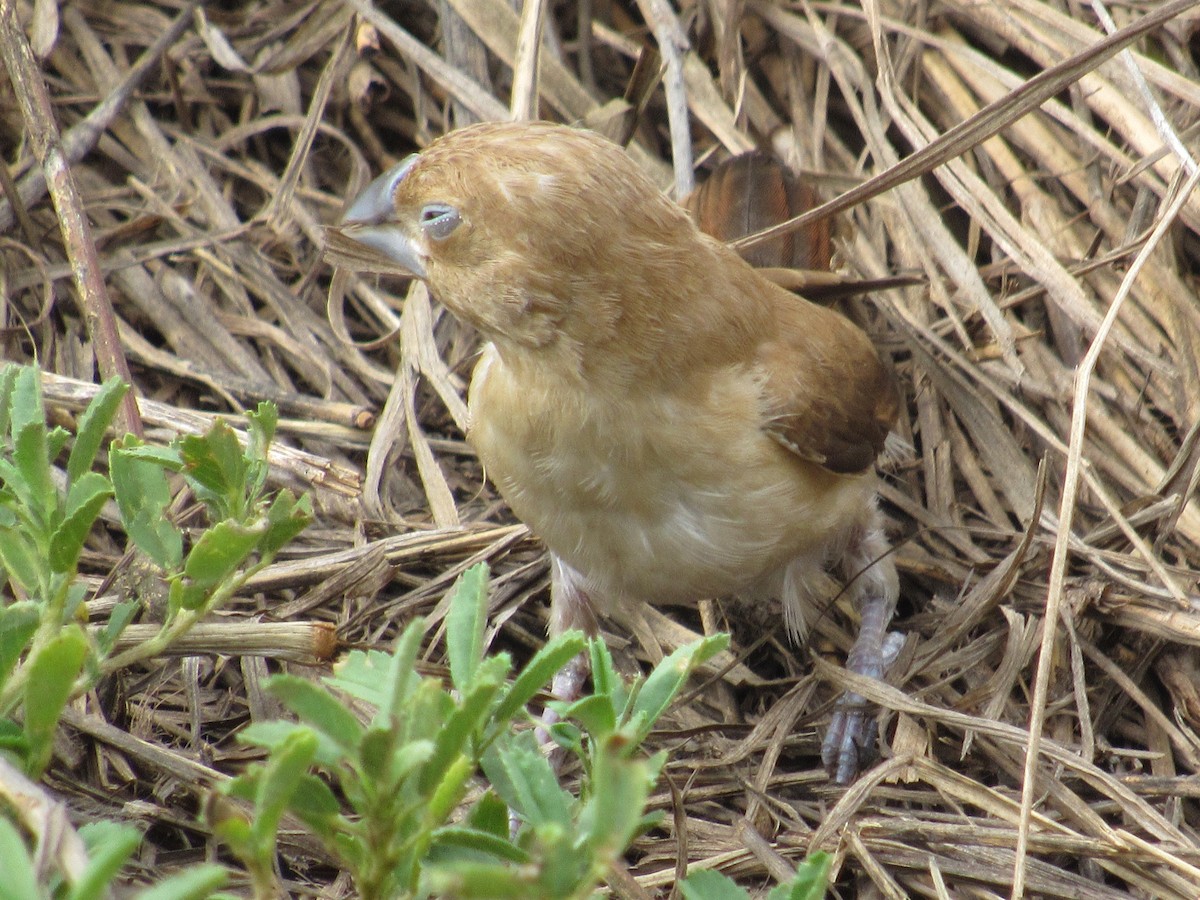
[{"left": 327, "top": 121, "right": 900, "bottom": 782}]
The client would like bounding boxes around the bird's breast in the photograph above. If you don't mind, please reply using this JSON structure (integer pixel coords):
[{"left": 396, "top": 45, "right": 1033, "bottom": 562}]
[{"left": 466, "top": 344, "right": 875, "bottom": 609}]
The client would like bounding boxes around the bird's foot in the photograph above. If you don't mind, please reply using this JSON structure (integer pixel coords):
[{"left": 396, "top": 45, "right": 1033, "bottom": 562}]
[
  {"left": 821, "top": 631, "right": 904, "bottom": 784},
  {"left": 822, "top": 693, "right": 880, "bottom": 784}
]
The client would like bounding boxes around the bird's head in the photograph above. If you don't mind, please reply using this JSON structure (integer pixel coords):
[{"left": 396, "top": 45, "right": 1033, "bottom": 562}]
[{"left": 327, "top": 121, "right": 705, "bottom": 359}]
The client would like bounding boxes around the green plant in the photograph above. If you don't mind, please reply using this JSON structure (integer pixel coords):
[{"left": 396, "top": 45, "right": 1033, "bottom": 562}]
[
  {"left": 0, "top": 813, "right": 230, "bottom": 900},
  {"left": 0, "top": 366, "right": 127, "bottom": 777},
  {"left": 0, "top": 362, "right": 310, "bottom": 894},
  {"left": 216, "top": 563, "right": 731, "bottom": 900},
  {"left": 0, "top": 364, "right": 312, "bottom": 777}
]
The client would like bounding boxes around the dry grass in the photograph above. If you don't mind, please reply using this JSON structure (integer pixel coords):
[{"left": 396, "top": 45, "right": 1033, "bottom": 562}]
[{"left": 4, "top": 0, "right": 1200, "bottom": 895}]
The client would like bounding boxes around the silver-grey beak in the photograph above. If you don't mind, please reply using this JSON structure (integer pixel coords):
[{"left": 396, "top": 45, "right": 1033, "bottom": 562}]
[{"left": 339, "top": 155, "right": 427, "bottom": 278}]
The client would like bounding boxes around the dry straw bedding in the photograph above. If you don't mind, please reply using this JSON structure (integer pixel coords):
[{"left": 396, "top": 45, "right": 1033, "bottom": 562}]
[{"left": 4, "top": 0, "right": 1200, "bottom": 895}]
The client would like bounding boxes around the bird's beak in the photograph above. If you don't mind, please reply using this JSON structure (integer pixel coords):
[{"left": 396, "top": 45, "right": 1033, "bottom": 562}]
[{"left": 335, "top": 156, "right": 427, "bottom": 279}]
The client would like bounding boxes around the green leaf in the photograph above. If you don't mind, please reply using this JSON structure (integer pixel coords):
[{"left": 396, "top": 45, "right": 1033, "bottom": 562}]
[
  {"left": 380, "top": 624, "right": 423, "bottom": 721},
  {"left": 328, "top": 648, "right": 392, "bottom": 709},
  {"left": 527, "top": 821, "right": 577, "bottom": 898},
  {"left": 63, "top": 471, "right": 111, "bottom": 522},
  {"left": 556, "top": 694, "right": 616, "bottom": 739},
  {"left": 238, "top": 720, "right": 347, "bottom": 769},
  {"left": 766, "top": 853, "right": 832, "bottom": 900},
  {"left": 8, "top": 366, "right": 43, "bottom": 442},
  {"left": 424, "top": 862, "right": 534, "bottom": 899},
  {"left": 0, "top": 459, "right": 26, "bottom": 505},
  {"left": 7, "top": 369, "right": 53, "bottom": 528},
  {"left": 67, "top": 377, "right": 128, "bottom": 483},
  {"left": 0, "top": 365, "right": 18, "bottom": 438},
  {"left": 70, "top": 821, "right": 142, "bottom": 900},
  {"left": 244, "top": 403, "right": 277, "bottom": 497},
  {"left": 370, "top": 736, "right": 434, "bottom": 789},
  {"left": 0, "top": 717, "right": 28, "bottom": 756},
  {"left": 265, "top": 675, "right": 363, "bottom": 750},
  {"left": 446, "top": 563, "right": 488, "bottom": 691},
  {"left": 209, "top": 810, "right": 252, "bottom": 859},
  {"left": 24, "top": 626, "right": 88, "bottom": 776},
  {"left": 170, "top": 579, "right": 206, "bottom": 613},
  {"left": 286, "top": 773, "right": 341, "bottom": 837},
  {"left": 13, "top": 420, "right": 52, "bottom": 528},
  {"left": 128, "top": 507, "right": 184, "bottom": 571},
  {"left": 589, "top": 637, "right": 620, "bottom": 701},
  {"left": 207, "top": 795, "right": 268, "bottom": 894},
  {"left": 425, "top": 752, "right": 474, "bottom": 826},
  {"left": 50, "top": 472, "right": 113, "bottom": 573},
  {"left": 419, "top": 656, "right": 506, "bottom": 793},
  {"left": 492, "top": 630, "right": 587, "bottom": 725},
  {"left": 222, "top": 771, "right": 261, "bottom": 804},
  {"left": 0, "top": 602, "right": 39, "bottom": 689},
  {"left": 402, "top": 678, "right": 454, "bottom": 745},
  {"left": 627, "top": 634, "right": 730, "bottom": 745},
  {"left": 110, "top": 440, "right": 181, "bottom": 570},
  {"left": 578, "top": 740, "right": 653, "bottom": 861},
  {"left": 0, "top": 816, "right": 40, "bottom": 900},
  {"left": 97, "top": 600, "right": 139, "bottom": 656},
  {"left": 258, "top": 491, "right": 311, "bottom": 558},
  {"left": 358, "top": 725, "right": 396, "bottom": 781},
  {"left": 183, "top": 520, "right": 262, "bottom": 589},
  {"left": 152, "top": 520, "right": 191, "bottom": 580},
  {"left": 466, "top": 790, "right": 510, "bottom": 839},
  {"left": 249, "top": 730, "right": 318, "bottom": 854},
  {"left": 114, "top": 444, "right": 184, "bottom": 471},
  {"left": 133, "top": 864, "right": 229, "bottom": 900},
  {"left": 62, "top": 581, "right": 88, "bottom": 622},
  {"left": 180, "top": 422, "right": 244, "bottom": 516},
  {"left": 680, "top": 869, "right": 749, "bottom": 900},
  {"left": 481, "top": 731, "right": 572, "bottom": 830},
  {"left": 0, "top": 527, "right": 43, "bottom": 596},
  {"left": 247, "top": 402, "right": 278, "bottom": 449},
  {"left": 330, "top": 633, "right": 422, "bottom": 723},
  {"left": 429, "top": 825, "right": 530, "bottom": 863},
  {"left": 545, "top": 719, "right": 583, "bottom": 759},
  {"left": 46, "top": 426, "right": 71, "bottom": 465}
]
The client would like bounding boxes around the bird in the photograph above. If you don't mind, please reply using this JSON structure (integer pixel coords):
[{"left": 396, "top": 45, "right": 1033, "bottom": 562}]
[{"left": 326, "top": 121, "right": 900, "bottom": 783}]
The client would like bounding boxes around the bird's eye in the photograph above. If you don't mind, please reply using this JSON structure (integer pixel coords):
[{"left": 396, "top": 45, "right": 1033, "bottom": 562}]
[{"left": 419, "top": 203, "right": 461, "bottom": 240}]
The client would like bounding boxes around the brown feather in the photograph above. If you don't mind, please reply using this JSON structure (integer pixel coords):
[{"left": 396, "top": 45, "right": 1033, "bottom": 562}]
[
  {"left": 756, "top": 286, "right": 898, "bottom": 473},
  {"left": 685, "top": 152, "right": 924, "bottom": 304},
  {"left": 683, "top": 152, "right": 831, "bottom": 271}
]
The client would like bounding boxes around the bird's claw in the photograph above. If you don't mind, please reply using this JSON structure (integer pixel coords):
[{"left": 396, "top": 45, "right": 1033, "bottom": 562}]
[{"left": 822, "top": 692, "right": 879, "bottom": 784}]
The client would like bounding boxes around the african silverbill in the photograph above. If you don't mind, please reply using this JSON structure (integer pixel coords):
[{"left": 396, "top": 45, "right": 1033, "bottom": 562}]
[{"left": 327, "top": 121, "right": 900, "bottom": 783}]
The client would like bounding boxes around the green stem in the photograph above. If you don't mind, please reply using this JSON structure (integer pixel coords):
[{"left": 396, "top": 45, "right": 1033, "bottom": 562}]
[
  {"left": 100, "top": 605, "right": 201, "bottom": 674},
  {"left": 100, "top": 555, "right": 271, "bottom": 674},
  {"left": 1, "top": 554, "right": 272, "bottom": 714}
]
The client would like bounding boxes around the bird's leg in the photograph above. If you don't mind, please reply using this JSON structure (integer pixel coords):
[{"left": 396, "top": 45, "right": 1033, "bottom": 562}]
[
  {"left": 510, "top": 557, "right": 598, "bottom": 836},
  {"left": 538, "top": 555, "right": 599, "bottom": 751},
  {"left": 822, "top": 504, "right": 900, "bottom": 784}
]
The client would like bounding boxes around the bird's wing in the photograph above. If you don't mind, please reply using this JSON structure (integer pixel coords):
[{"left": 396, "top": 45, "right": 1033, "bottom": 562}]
[
  {"left": 683, "top": 153, "right": 830, "bottom": 271},
  {"left": 756, "top": 289, "right": 898, "bottom": 474}
]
